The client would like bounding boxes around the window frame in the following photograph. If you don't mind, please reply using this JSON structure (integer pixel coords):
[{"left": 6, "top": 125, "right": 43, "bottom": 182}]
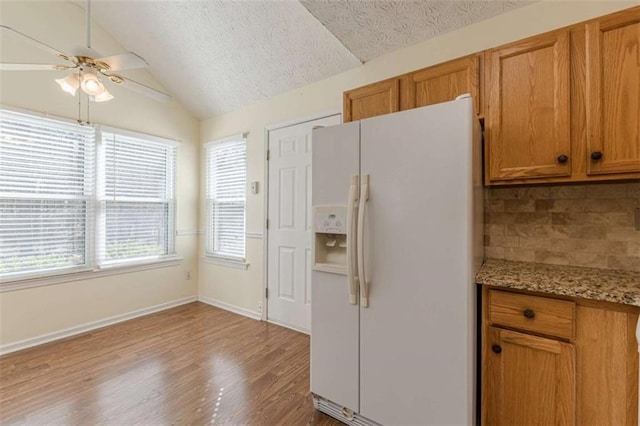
[
  {"left": 204, "top": 133, "right": 248, "bottom": 267},
  {"left": 0, "top": 107, "right": 96, "bottom": 281},
  {"left": 0, "top": 106, "right": 181, "bottom": 288},
  {"left": 96, "top": 126, "right": 178, "bottom": 268}
]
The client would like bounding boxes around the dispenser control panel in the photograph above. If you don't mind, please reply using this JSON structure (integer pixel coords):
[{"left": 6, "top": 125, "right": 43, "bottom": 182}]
[
  {"left": 312, "top": 206, "right": 348, "bottom": 275},
  {"left": 314, "top": 206, "right": 347, "bottom": 234}
]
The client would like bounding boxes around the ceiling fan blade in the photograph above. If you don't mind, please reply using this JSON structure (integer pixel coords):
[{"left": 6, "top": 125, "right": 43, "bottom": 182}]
[
  {"left": 105, "top": 74, "right": 171, "bottom": 103},
  {"left": 0, "top": 25, "right": 72, "bottom": 62},
  {"left": 95, "top": 52, "right": 149, "bottom": 71},
  {"left": 0, "top": 63, "right": 73, "bottom": 71}
]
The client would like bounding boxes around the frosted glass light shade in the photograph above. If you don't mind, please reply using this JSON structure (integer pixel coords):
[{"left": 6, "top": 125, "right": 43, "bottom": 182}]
[
  {"left": 56, "top": 70, "right": 115, "bottom": 102},
  {"left": 81, "top": 72, "right": 105, "bottom": 96},
  {"left": 92, "top": 88, "right": 114, "bottom": 102},
  {"left": 55, "top": 73, "right": 80, "bottom": 96}
]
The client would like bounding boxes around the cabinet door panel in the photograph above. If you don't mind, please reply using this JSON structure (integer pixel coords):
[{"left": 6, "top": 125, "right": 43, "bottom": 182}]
[
  {"left": 407, "top": 54, "right": 481, "bottom": 115},
  {"left": 576, "top": 306, "right": 639, "bottom": 425},
  {"left": 586, "top": 10, "right": 640, "bottom": 175},
  {"left": 486, "top": 327, "right": 575, "bottom": 426},
  {"left": 487, "top": 31, "right": 571, "bottom": 182},
  {"left": 343, "top": 78, "right": 400, "bottom": 122}
]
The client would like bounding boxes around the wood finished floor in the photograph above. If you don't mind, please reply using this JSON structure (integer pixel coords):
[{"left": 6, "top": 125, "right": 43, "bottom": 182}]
[{"left": 0, "top": 302, "right": 341, "bottom": 425}]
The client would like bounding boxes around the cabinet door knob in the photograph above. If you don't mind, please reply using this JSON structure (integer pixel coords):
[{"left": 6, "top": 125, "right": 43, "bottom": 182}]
[
  {"left": 523, "top": 309, "right": 535, "bottom": 319},
  {"left": 591, "top": 151, "right": 603, "bottom": 160},
  {"left": 491, "top": 344, "right": 502, "bottom": 354},
  {"left": 557, "top": 154, "right": 569, "bottom": 164}
]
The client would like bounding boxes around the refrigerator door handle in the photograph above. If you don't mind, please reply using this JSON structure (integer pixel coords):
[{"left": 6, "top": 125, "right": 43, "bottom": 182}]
[
  {"left": 357, "top": 174, "right": 370, "bottom": 308},
  {"left": 346, "top": 175, "right": 359, "bottom": 305}
]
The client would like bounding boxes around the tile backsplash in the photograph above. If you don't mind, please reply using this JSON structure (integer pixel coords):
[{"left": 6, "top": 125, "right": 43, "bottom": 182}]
[{"left": 485, "top": 182, "right": 640, "bottom": 272}]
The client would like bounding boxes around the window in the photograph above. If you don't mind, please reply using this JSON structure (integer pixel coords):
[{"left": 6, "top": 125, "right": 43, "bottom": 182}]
[
  {"left": 98, "top": 129, "right": 176, "bottom": 265},
  {"left": 205, "top": 136, "right": 246, "bottom": 260},
  {"left": 0, "top": 108, "right": 177, "bottom": 281},
  {"left": 0, "top": 110, "right": 95, "bottom": 277}
]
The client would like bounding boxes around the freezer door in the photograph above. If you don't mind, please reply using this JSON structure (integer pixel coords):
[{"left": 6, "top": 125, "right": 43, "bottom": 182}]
[
  {"left": 311, "top": 121, "right": 360, "bottom": 412},
  {"left": 359, "top": 99, "right": 478, "bottom": 425}
]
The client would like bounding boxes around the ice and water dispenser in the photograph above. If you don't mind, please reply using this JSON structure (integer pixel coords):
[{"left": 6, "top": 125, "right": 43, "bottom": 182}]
[{"left": 312, "top": 206, "right": 348, "bottom": 275}]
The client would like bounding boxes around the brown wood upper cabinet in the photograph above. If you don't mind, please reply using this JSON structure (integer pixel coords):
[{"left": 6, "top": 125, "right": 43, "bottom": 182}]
[
  {"left": 342, "top": 6, "right": 640, "bottom": 185},
  {"left": 342, "top": 54, "right": 481, "bottom": 123},
  {"left": 405, "top": 54, "right": 482, "bottom": 115},
  {"left": 343, "top": 77, "right": 401, "bottom": 122},
  {"left": 486, "top": 30, "right": 571, "bottom": 182},
  {"left": 585, "top": 9, "right": 640, "bottom": 175}
]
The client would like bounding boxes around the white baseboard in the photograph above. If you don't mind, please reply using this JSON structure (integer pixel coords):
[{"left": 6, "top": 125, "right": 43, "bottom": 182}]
[
  {"left": 266, "top": 319, "right": 310, "bottom": 335},
  {"left": 198, "top": 296, "right": 262, "bottom": 321},
  {"left": 0, "top": 296, "right": 197, "bottom": 356}
]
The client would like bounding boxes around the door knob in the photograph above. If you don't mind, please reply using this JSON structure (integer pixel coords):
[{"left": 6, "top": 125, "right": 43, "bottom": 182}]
[
  {"left": 523, "top": 309, "right": 535, "bottom": 319},
  {"left": 491, "top": 344, "right": 502, "bottom": 354},
  {"left": 557, "top": 155, "right": 568, "bottom": 164},
  {"left": 591, "top": 151, "right": 603, "bottom": 160}
]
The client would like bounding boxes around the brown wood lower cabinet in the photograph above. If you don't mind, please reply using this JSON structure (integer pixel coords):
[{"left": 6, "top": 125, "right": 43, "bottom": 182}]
[
  {"left": 485, "top": 327, "right": 575, "bottom": 425},
  {"left": 482, "top": 287, "right": 639, "bottom": 425}
]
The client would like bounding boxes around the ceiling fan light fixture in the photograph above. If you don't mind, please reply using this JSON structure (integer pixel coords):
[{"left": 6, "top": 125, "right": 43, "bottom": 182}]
[
  {"left": 80, "top": 71, "right": 104, "bottom": 96},
  {"left": 92, "top": 88, "right": 114, "bottom": 103},
  {"left": 55, "top": 73, "right": 80, "bottom": 96}
]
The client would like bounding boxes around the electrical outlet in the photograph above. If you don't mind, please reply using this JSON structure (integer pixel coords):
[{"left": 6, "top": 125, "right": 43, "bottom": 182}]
[
  {"left": 257, "top": 301, "right": 263, "bottom": 313},
  {"left": 185, "top": 270, "right": 192, "bottom": 280}
]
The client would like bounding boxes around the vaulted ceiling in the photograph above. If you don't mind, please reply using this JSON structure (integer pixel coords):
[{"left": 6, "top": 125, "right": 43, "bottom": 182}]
[
  {"left": 11, "top": 1, "right": 535, "bottom": 120},
  {"left": 300, "top": 1, "right": 534, "bottom": 62}
]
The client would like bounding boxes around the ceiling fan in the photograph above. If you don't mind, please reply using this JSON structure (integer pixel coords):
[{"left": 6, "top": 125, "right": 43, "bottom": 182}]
[{"left": 0, "top": 0, "right": 170, "bottom": 104}]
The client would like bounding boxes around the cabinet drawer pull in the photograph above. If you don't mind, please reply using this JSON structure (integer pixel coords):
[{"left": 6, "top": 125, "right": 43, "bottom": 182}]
[
  {"left": 591, "top": 151, "right": 603, "bottom": 160},
  {"left": 557, "top": 154, "right": 569, "bottom": 163},
  {"left": 491, "top": 344, "right": 502, "bottom": 354},
  {"left": 523, "top": 309, "right": 535, "bottom": 319}
]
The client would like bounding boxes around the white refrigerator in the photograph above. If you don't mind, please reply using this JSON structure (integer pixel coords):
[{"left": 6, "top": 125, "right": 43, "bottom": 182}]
[{"left": 310, "top": 97, "right": 484, "bottom": 426}]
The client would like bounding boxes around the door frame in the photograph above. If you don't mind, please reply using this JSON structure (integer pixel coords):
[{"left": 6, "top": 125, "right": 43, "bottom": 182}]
[{"left": 262, "top": 110, "right": 341, "bottom": 329}]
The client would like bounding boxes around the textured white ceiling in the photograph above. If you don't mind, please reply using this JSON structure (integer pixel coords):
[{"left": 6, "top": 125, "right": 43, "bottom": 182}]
[
  {"left": 87, "top": 0, "right": 361, "bottom": 119},
  {"left": 84, "top": 0, "right": 535, "bottom": 119},
  {"left": 300, "top": 0, "right": 534, "bottom": 62}
]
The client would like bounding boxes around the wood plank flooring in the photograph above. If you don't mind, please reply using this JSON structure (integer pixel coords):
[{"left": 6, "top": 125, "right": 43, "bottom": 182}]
[{"left": 0, "top": 302, "right": 341, "bottom": 425}]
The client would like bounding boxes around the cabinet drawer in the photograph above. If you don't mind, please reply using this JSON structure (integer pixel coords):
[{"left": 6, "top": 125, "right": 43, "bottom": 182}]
[{"left": 489, "top": 290, "right": 575, "bottom": 339}]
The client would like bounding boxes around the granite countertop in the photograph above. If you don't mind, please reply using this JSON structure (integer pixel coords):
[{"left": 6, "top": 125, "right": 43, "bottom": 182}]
[{"left": 476, "top": 258, "right": 640, "bottom": 307}]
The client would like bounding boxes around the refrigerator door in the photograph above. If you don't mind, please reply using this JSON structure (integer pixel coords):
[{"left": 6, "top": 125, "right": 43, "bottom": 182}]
[
  {"left": 311, "top": 121, "right": 360, "bottom": 412},
  {"left": 359, "top": 99, "right": 478, "bottom": 425}
]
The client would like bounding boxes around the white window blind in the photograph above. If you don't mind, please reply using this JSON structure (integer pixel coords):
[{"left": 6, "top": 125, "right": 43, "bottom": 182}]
[
  {"left": 205, "top": 137, "right": 246, "bottom": 260},
  {"left": 0, "top": 109, "right": 95, "bottom": 277},
  {"left": 99, "top": 130, "right": 176, "bottom": 265}
]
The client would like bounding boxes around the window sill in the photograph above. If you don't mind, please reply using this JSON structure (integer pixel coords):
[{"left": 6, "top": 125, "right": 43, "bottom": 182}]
[
  {"left": 97, "top": 256, "right": 181, "bottom": 271},
  {"left": 202, "top": 256, "right": 249, "bottom": 270},
  {"left": 0, "top": 257, "right": 183, "bottom": 293}
]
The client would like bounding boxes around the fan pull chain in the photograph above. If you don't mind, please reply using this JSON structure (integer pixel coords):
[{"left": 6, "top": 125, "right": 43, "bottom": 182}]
[{"left": 77, "top": 79, "right": 82, "bottom": 124}]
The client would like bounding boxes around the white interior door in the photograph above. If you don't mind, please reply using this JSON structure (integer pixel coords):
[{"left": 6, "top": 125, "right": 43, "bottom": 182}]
[{"left": 267, "top": 114, "right": 340, "bottom": 332}]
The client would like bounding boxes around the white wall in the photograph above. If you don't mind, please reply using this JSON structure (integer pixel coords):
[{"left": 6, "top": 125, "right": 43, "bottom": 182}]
[
  {"left": 0, "top": 1, "right": 200, "bottom": 348},
  {"left": 199, "top": 0, "right": 637, "bottom": 316},
  {"left": 1, "top": 0, "right": 636, "bottom": 348}
]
